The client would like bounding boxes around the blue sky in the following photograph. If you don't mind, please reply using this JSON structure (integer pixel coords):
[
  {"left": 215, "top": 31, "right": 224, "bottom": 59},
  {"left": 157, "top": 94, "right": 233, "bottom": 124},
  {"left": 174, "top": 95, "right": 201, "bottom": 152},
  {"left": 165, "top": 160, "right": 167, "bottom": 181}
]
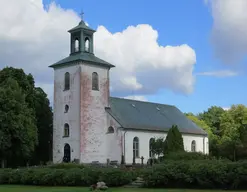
[
  {"left": 41, "top": 0, "right": 247, "bottom": 114},
  {"left": 2, "top": 0, "right": 243, "bottom": 114}
]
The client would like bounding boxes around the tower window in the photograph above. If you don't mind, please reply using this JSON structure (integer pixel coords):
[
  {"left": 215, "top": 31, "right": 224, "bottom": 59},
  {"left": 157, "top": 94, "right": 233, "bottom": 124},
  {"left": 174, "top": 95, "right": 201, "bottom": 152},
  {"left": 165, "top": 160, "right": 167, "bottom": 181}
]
[
  {"left": 107, "top": 126, "right": 114, "bottom": 133},
  {"left": 64, "top": 105, "right": 69, "bottom": 113},
  {"left": 64, "top": 72, "right": 70, "bottom": 91},
  {"left": 85, "top": 37, "right": 89, "bottom": 52},
  {"left": 75, "top": 38, "right": 79, "bottom": 52},
  {"left": 92, "top": 72, "right": 99, "bottom": 90},
  {"left": 64, "top": 123, "right": 70, "bottom": 137}
]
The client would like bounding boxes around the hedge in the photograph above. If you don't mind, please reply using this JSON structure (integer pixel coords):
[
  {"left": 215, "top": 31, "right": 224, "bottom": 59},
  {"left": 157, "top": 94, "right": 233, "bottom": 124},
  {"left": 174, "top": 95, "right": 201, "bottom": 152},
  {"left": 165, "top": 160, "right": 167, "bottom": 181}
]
[
  {"left": 0, "top": 166, "right": 134, "bottom": 187},
  {"left": 140, "top": 160, "right": 247, "bottom": 189}
]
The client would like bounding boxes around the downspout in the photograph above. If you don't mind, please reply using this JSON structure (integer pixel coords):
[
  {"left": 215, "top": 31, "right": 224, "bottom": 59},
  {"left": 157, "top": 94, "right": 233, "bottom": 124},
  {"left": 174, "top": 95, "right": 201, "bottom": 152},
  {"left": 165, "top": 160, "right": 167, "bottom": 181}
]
[
  {"left": 203, "top": 136, "right": 205, "bottom": 154},
  {"left": 123, "top": 129, "right": 127, "bottom": 163}
]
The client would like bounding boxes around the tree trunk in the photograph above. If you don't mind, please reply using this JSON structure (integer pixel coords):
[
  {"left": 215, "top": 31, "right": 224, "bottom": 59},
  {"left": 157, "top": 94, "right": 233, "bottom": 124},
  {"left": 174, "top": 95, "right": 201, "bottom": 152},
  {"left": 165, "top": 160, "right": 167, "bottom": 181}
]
[
  {"left": 233, "top": 148, "right": 236, "bottom": 162},
  {"left": 1, "top": 159, "right": 5, "bottom": 168}
]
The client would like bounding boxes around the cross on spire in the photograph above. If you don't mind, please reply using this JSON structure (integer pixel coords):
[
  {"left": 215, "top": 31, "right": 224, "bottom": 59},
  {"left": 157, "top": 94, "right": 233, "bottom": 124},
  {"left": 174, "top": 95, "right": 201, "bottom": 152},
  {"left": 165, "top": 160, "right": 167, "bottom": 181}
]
[{"left": 80, "top": 10, "right": 84, "bottom": 20}]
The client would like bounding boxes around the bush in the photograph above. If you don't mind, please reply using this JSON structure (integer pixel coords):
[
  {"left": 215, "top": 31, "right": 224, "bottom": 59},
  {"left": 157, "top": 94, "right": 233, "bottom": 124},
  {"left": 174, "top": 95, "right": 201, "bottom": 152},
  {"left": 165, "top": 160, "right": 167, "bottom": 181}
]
[
  {"left": 46, "top": 163, "right": 85, "bottom": 169},
  {"left": 0, "top": 166, "right": 133, "bottom": 187},
  {"left": 163, "top": 151, "right": 216, "bottom": 161},
  {"left": 140, "top": 160, "right": 247, "bottom": 189}
]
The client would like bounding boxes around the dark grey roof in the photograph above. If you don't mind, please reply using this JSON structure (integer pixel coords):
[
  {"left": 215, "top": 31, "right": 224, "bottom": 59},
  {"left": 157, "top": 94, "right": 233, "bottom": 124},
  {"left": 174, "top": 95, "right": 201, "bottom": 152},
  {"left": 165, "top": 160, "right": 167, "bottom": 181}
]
[
  {"left": 49, "top": 52, "right": 115, "bottom": 68},
  {"left": 68, "top": 20, "right": 95, "bottom": 33},
  {"left": 106, "top": 97, "right": 207, "bottom": 136}
]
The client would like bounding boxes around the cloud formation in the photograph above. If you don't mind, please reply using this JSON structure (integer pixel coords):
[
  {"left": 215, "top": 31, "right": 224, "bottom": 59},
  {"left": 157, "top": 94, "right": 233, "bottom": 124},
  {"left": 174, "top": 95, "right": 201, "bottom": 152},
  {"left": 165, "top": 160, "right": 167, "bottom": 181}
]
[
  {"left": 124, "top": 95, "right": 147, "bottom": 102},
  {"left": 206, "top": 0, "right": 247, "bottom": 64},
  {"left": 196, "top": 70, "right": 238, "bottom": 77},
  {"left": 0, "top": 0, "right": 197, "bottom": 102}
]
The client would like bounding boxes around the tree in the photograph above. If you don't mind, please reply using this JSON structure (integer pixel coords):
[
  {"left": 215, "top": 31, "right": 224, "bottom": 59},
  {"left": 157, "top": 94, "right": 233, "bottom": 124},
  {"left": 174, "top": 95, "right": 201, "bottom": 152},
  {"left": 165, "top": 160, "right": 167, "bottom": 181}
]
[
  {"left": 198, "top": 106, "right": 226, "bottom": 137},
  {"left": 0, "top": 78, "right": 38, "bottom": 167},
  {"left": 31, "top": 87, "right": 53, "bottom": 164},
  {"left": 219, "top": 105, "right": 247, "bottom": 160},
  {"left": 186, "top": 113, "right": 219, "bottom": 156},
  {"left": 0, "top": 67, "right": 53, "bottom": 166},
  {"left": 150, "top": 137, "right": 164, "bottom": 158},
  {"left": 163, "top": 125, "right": 184, "bottom": 154},
  {"left": 186, "top": 114, "right": 213, "bottom": 137}
]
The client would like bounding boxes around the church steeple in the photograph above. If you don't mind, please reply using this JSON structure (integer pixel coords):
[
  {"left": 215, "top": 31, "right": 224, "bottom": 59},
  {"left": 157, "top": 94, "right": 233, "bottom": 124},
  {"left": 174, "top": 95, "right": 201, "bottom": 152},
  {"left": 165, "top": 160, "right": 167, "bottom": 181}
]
[{"left": 68, "top": 12, "right": 96, "bottom": 55}]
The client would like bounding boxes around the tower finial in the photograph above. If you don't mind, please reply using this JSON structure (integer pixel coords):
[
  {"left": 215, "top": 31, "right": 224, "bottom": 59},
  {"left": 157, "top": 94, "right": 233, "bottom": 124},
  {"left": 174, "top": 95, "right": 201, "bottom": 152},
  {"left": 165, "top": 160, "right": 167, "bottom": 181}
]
[{"left": 80, "top": 10, "right": 84, "bottom": 20}]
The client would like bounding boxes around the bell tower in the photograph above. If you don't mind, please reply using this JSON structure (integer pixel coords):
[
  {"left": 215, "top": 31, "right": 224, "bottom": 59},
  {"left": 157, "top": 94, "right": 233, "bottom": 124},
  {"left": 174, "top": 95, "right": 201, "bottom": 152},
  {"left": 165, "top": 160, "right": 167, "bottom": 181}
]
[
  {"left": 50, "top": 13, "right": 115, "bottom": 164},
  {"left": 69, "top": 13, "right": 95, "bottom": 55}
]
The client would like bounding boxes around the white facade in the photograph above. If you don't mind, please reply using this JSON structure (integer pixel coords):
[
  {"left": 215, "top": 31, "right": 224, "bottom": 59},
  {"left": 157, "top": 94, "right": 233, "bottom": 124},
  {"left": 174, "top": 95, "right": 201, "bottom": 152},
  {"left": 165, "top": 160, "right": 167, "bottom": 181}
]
[
  {"left": 122, "top": 129, "right": 209, "bottom": 164},
  {"left": 53, "top": 63, "right": 81, "bottom": 163}
]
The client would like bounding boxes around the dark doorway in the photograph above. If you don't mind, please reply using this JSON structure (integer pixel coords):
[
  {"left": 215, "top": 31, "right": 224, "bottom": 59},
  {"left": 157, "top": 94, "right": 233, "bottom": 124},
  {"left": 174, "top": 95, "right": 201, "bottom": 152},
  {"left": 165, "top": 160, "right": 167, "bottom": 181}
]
[{"left": 63, "top": 143, "right": 71, "bottom": 163}]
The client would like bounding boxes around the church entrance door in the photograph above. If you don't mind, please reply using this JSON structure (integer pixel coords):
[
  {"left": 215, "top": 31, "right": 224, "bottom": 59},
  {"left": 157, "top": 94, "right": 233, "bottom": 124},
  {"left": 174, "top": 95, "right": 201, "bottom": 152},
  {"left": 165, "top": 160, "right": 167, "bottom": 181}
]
[{"left": 63, "top": 143, "right": 71, "bottom": 163}]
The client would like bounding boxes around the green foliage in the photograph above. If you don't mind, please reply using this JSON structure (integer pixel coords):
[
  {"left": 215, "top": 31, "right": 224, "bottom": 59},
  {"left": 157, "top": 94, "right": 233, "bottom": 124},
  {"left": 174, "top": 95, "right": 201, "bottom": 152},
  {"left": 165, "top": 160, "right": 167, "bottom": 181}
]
[
  {"left": 189, "top": 104, "right": 247, "bottom": 161},
  {"left": 31, "top": 87, "right": 53, "bottom": 165},
  {"left": 46, "top": 163, "right": 85, "bottom": 169},
  {"left": 162, "top": 151, "right": 217, "bottom": 161},
  {"left": 141, "top": 160, "right": 247, "bottom": 189},
  {"left": 198, "top": 106, "right": 226, "bottom": 136},
  {"left": 0, "top": 167, "right": 133, "bottom": 187},
  {"left": 186, "top": 114, "right": 214, "bottom": 138},
  {"left": 150, "top": 137, "right": 164, "bottom": 157},
  {"left": 163, "top": 125, "right": 184, "bottom": 154},
  {"left": 0, "top": 78, "right": 38, "bottom": 165},
  {"left": 0, "top": 67, "right": 53, "bottom": 167}
]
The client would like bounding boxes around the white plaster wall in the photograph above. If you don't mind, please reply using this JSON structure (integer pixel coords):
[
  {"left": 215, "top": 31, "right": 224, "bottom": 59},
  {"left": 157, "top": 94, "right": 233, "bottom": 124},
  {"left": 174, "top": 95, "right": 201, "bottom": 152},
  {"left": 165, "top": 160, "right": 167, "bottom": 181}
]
[
  {"left": 124, "top": 130, "right": 209, "bottom": 164},
  {"left": 106, "top": 114, "right": 122, "bottom": 163},
  {"left": 52, "top": 63, "right": 81, "bottom": 163},
  {"left": 79, "top": 63, "right": 110, "bottom": 163}
]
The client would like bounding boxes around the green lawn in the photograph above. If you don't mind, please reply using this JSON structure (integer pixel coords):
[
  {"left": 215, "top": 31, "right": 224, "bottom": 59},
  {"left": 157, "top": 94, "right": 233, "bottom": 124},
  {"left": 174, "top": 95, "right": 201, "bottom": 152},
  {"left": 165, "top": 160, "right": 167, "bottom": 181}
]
[{"left": 1, "top": 186, "right": 247, "bottom": 192}]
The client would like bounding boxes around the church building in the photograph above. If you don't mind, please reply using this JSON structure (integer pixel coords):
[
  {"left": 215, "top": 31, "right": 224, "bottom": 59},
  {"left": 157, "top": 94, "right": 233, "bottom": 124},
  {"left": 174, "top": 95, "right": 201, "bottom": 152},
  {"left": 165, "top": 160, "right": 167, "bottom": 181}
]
[{"left": 50, "top": 17, "right": 209, "bottom": 164}]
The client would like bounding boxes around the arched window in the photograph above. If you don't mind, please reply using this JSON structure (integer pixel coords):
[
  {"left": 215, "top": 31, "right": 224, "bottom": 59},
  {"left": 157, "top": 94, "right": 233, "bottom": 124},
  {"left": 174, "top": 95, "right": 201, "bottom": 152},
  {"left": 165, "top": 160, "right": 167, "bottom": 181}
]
[
  {"left": 107, "top": 126, "right": 114, "bottom": 133},
  {"left": 64, "top": 105, "right": 69, "bottom": 113},
  {"left": 149, "top": 138, "right": 155, "bottom": 158},
  {"left": 64, "top": 123, "right": 70, "bottom": 137},
  {"left": 75, "top": 38, "right": 79, "bottom": 52},
  {"left": 92, "top": 72, "right": 99, "bottom": 90},
  {"left": 64, "top": 72, "right": 70, "bottom": 90},
  {"left": 63, "top": 143, "right": 71, "bottom": 163},
  {"left": 85, "top": 37, "right": 89, "bottom": 52},
  {"left": 191, "top": 140, "right": 196, "bottom": 152},
  {"left": 133, "top": 137, "right": 139, "bottom": 158}
]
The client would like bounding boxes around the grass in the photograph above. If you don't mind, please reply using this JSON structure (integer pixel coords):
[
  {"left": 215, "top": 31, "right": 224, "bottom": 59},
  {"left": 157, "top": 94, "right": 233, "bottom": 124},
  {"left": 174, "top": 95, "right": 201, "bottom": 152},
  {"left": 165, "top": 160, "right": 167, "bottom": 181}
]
[{"left": 1, "top": 186, "right": 247, "bottom": 192}]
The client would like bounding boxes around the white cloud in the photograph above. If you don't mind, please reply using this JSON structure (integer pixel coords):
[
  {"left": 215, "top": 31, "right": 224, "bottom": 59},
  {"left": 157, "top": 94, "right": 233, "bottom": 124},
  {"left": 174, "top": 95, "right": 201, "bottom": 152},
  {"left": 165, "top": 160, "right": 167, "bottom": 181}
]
[
  {"left": 223, "top": 107, "right": 230, "bottom": 111},
  {"left": 0, "top": 0, "right": 197, "bottom": 103},
  {"left": 196, "top": 70, "right": 238, "bottom": 77},
  {"left": 206, "top": 0, "right": 247, "bottom": 64},
  {"left": 124, "top": 95, "right": 147, "bottom": 102}
]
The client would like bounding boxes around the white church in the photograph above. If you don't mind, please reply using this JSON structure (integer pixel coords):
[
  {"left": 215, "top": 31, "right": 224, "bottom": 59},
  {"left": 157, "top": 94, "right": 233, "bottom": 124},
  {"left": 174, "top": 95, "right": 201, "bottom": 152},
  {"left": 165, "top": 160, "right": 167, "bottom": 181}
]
[{"left": 50, "top": 18, "right": 209, "bottom": 164}]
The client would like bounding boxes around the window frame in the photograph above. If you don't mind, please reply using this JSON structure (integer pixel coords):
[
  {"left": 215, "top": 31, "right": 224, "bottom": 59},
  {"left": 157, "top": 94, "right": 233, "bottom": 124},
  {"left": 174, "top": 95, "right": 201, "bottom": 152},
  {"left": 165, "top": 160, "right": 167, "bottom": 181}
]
[
  {"left": 64, "top": 123, "right": 70, "bottom": 137},
  {"left": 64, "top": 72, "right": 70, "bottom": 91},
  {"left": 92, "top": 72, "right": 99, "bottom": 91},
  {"left": 133, "top": 137, "right": 140, "bottom": 158},
  {"left": 191, "top": 140, "right": 196, "bottom": 152}
]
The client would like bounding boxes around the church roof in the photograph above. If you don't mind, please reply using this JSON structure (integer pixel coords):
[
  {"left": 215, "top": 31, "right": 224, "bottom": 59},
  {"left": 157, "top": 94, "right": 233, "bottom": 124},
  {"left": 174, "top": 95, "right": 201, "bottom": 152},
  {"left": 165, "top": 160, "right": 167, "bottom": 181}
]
[
  {"left": 49, "top": 52, "right": 115, "bottom": 68},
  {"left": 106, "top": 97, "right": 207, "bottom": 136}
]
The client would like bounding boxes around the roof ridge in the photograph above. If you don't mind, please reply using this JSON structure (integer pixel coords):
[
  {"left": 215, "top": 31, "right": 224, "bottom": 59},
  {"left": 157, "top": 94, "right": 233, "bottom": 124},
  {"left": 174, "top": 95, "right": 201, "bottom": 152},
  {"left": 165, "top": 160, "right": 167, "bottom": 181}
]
[{"left": 109, "top": 96, "right": 176, "bottom": 107}]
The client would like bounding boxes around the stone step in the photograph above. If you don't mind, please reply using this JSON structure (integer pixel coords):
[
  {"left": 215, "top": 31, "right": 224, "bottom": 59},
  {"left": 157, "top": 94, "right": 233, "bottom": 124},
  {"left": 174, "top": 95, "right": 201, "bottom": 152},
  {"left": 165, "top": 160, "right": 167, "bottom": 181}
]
[{"left": 123, "top": 177, "right": 144, "bottom": 188}]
